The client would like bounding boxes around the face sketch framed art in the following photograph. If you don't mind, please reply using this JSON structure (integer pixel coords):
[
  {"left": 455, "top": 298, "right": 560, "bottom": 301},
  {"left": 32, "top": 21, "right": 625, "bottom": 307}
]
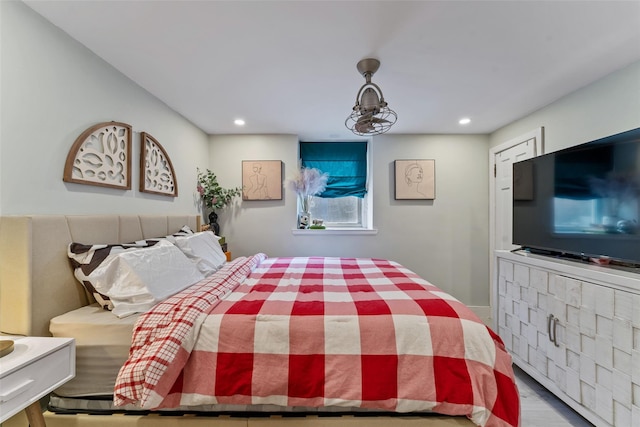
[{"left": 394, "top": 159, "right": 435, "bottom": 200}]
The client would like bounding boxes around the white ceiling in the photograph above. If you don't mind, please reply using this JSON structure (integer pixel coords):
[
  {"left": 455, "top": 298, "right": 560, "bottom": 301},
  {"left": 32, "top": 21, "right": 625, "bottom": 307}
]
[{"left": 24, "top": 0, "right": 640, "bottom": 140}]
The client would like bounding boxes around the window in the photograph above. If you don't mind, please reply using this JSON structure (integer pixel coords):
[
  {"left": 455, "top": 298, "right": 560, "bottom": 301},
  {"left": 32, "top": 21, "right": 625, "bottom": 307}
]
[
  {"left": 553, "top": 195, "right": 638, "bottom": 234},
  {"left": 553, "top": 197, "right": 599, "bottom": 233},
  {"left": 299, "top": 141, "right": 371, "bottom": 229}
]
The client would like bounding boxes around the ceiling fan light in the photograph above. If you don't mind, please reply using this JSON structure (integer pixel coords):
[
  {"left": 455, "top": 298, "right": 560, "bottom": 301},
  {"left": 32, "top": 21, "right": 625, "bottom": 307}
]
[
  {"left": 360, "top": 87, "right": 381, "bottom": 112},
  {"left": 345, "top": 58, "right": 396, "bottom": 136}
]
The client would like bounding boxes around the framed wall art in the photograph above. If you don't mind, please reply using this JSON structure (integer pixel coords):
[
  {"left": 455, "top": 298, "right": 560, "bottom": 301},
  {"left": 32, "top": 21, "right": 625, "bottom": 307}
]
[
  {"left": 242, "top": 160, "right": 282, "bottom": 200},
  {"left": 63, "top": 121, "right": 132, "bottom": 190},
  {"left": 394, "top": 159, "right": 435, "bottom": 200},
  {"left": 140, "top": 132, "right": 178, "bottom": 197}
]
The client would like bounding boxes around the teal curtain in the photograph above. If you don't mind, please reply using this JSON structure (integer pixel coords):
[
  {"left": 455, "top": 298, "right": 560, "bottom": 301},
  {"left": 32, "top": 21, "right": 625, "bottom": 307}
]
[{"left": 300, "top": 141, "right": 367, "bottom": 198}]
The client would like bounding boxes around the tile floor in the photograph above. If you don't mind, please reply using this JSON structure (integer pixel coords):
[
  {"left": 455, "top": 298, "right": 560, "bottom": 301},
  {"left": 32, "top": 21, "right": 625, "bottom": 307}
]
[{"left": 515, "top": 366, "right": 594, "bottom": 426}]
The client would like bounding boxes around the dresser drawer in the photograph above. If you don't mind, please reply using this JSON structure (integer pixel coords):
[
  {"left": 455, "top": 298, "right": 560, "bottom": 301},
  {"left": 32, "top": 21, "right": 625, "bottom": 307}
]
[{"left": 0, "top": 342, "right": 74, "bottom": 421}]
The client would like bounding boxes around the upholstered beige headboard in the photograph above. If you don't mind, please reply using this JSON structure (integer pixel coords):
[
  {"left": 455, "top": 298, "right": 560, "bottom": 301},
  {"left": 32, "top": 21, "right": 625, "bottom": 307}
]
[{"left": 0, "top": 215, "right": 199, "bottom": 337}]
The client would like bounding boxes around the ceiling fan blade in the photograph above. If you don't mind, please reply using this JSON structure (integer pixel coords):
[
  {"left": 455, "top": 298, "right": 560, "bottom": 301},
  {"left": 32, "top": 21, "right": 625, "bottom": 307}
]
[
  {"left": 355, "top": 120, "right": 375, "bottom": 133},
  {"left": 357, "top": 111, "right": 374, "bottom": 121}
]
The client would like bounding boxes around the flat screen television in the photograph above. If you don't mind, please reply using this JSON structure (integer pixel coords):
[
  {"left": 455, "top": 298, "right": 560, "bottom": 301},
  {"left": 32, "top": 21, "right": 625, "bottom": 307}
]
[{"left": 512, "top": 127, "right": 640, "bottom": 266}]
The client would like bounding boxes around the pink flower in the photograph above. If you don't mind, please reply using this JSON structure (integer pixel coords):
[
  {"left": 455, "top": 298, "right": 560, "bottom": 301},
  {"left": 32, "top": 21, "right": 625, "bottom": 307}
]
[
  {"left": 211, "top": 196, "right": 218, "bottom": 205},
  {"left": 196, "top": 184, "right": 204, "bottom": 195}
]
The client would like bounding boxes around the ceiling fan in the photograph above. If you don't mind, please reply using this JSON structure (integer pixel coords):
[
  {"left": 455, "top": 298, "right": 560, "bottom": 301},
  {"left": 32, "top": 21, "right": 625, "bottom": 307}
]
[{"left": 345, "top": 58, "right": 397, "bottom": 136}]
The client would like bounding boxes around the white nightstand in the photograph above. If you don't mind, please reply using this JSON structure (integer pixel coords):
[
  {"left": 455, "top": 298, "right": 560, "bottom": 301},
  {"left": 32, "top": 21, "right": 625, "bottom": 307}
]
[{"left": 0, "top": 336, "right": 75, "bottom": 427}]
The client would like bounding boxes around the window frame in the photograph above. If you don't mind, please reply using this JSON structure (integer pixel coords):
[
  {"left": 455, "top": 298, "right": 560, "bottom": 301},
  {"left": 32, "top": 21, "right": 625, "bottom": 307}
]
[{"left": 295, "top": 139, "right": 374, "bottom": 232}]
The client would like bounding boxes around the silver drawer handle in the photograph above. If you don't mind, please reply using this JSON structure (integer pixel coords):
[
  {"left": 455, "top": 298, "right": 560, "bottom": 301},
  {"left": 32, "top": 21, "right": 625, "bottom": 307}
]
[
  {"left": 547, "top": 314, "right": 560, "bottom": 346},
  {"left": 552, "top": 317, "right": 560, "bottom": 347},
  {"left": 0, "top": 379, "right": 35, "bottom": 402}
]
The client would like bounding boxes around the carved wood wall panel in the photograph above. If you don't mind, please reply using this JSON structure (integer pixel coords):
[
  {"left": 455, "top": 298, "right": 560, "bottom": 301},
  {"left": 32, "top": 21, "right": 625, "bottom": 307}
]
[
  {"left": 140, "top": 132, "right": 178, "bottom": 197},
  {"left": 63, "top": 122, "right": 132, "bottom": 190}
]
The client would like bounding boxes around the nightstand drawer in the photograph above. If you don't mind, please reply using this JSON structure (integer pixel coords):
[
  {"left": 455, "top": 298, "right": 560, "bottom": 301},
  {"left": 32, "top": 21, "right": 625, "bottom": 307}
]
[{"left": 0, "top": 339, "right": 74, "bottom": 422}]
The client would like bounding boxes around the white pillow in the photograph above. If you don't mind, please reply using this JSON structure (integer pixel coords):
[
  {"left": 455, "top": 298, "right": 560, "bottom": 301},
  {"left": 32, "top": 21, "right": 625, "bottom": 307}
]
[
  {"left": 91, "top": 240, "right": 205, "bottom": 318},
  {"left": 168, "top": 232, "right": 227, "bottom": 276},
  {"left": 68, "top": 240, "right": 156, "bottom": 311}
]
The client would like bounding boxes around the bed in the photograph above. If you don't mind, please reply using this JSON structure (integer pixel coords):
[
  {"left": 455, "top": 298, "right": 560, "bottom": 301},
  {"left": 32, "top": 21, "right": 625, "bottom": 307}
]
[{"left": 0, "top": 214, "right": 519, "bottom": 427}]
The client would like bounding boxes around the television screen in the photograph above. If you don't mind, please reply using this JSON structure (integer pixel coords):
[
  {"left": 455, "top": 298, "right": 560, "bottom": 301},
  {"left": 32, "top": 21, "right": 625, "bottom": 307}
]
[{"left": 513, "top": 127, "right": 640, "bottom": 265}]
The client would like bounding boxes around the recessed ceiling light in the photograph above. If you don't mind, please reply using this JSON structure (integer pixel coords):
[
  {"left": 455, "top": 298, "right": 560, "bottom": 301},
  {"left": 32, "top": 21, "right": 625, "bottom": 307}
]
[
  {"left": 234, "top": 119, "right": 245, "bottom": 126},
  {"left": 459, "top": 117, "right": 471, "bottom": 125}
]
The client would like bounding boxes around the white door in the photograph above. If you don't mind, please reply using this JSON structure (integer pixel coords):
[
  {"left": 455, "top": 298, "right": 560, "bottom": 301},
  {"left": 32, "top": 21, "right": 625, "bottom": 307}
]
[
  {"left": 489, "top": 127, "right": 543, "bottom": 327},
  {"left": 494, "top": 141, "right": 536, "bottom": 251}
]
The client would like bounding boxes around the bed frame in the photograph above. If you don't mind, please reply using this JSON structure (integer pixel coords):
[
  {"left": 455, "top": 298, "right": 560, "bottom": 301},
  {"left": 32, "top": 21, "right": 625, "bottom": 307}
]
[{"left": 0, "top": 214, "right": 474, "bottom": 427}]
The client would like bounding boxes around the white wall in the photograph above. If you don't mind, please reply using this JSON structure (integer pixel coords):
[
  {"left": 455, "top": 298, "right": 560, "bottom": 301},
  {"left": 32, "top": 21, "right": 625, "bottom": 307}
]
[
  {"left": 207, "top": 134, "right": 299, "bottom": 241},
  {"left": 5, "top": 0, "right": 637, "bottom": 309},
  {"left": 210, "top": 134, "right": 491, "bottom": 306},
  {"left": 210, "top": 60, "right": 640, "bottom": 307},
  {"left": 0, "top": 1, "right": 209, "bottom": 216},
  {"left": 490, "top": 60, "right": 640, "bottom": 152},
  {"left": 1, "top": 1, "right": 491, "bottom": 308}
]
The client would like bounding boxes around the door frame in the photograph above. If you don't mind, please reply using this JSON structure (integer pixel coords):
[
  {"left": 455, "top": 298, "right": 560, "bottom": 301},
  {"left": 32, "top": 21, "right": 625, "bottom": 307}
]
[{"left": 488, "top": 127, "right": 544, "bottom": 327}]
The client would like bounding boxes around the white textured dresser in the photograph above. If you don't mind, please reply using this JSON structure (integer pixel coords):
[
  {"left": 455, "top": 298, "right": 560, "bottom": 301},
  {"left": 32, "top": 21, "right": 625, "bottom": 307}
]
[
  {"left": 0, "top": 336, "right": 75, "bottom": 426},
  {"left": 494, "top": 250, "right": 640, "bottom": 427}
]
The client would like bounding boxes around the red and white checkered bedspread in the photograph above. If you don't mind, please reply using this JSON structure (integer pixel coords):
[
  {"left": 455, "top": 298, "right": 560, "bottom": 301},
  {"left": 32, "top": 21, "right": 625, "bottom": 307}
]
[{"left": 114, "top": 255, "right": 520, "bottom": 427}]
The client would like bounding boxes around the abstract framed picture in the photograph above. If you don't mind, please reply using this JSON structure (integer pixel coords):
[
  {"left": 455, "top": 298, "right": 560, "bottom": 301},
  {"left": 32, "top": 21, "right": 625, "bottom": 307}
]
[
  {"left": 242, "top": 160, "right": 283, "bottom": 200},
  {"left": 63, "top": 121, "right": 132, "bottom": 190},
  {"left": 394, "top": 159, "right": 435, "bottom": 200},
  {"left": 139, "top": 132, "right": 178, "bottom": 197}
]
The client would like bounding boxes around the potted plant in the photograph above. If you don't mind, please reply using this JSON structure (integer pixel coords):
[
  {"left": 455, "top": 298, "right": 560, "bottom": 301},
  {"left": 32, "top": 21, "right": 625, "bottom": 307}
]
[{"left": 196, "top": 168, "right": 241, "bottom": 234}]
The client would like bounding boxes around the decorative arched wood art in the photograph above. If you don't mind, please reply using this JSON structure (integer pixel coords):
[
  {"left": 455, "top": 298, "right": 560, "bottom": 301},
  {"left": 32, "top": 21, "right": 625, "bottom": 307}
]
[
  {"left": 140, "top": 132, "right": 178, "bottom": 197},
  {"left": 63, "top": 122, "right": 132, "bottom": 190}
]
